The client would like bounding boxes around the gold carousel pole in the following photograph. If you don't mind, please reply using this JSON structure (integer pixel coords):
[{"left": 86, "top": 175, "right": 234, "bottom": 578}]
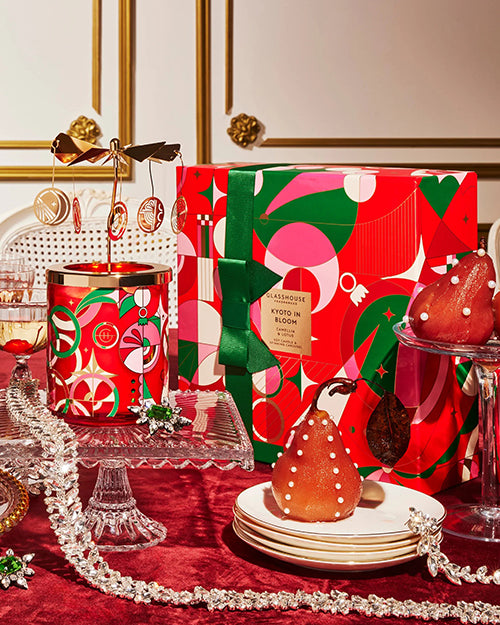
[{"left": 106, "top": 137, "right": 121, "bottom": 270}]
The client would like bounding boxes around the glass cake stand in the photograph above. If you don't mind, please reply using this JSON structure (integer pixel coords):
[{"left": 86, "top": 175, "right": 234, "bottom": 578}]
[
  {"left": 394, "top": 321, "right": 500, "bottom": 542},
  {"left": 0, "top": 385, "right": 254, "bottom": 551}
]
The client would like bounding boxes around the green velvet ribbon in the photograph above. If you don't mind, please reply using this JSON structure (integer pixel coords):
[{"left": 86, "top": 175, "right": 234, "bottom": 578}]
[
  {"left": 218, "top": 165, "right": 282, "bottom": 374},
  {"left": 219, "top": 165, "right": 287, "bottom": 462}
]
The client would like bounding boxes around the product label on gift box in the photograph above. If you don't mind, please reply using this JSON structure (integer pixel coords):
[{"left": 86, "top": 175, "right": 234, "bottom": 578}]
[{"left": 261, "top": 288, "right": 311, "bottom": 356}]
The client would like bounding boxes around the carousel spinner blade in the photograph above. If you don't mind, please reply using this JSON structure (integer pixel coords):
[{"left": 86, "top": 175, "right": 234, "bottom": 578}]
[
  {"left": 52, "top": 132, "right": 109, "bottom": 165},
  {"left": 53, "top": 133, "right": 181, "bottom": 165},
  {"left": 121, "top": 142, "right": 181, "bottom": 163}
]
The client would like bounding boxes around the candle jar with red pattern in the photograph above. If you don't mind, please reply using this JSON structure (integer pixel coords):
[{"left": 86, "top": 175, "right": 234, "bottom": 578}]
[{"left": 46, "top": 262, "right": 171, "bottom": 425}]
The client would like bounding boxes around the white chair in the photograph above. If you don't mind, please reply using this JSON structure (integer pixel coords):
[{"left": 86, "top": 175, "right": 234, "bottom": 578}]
[{"left": 0, "top": 188, "right": 178, "bottom": 327}]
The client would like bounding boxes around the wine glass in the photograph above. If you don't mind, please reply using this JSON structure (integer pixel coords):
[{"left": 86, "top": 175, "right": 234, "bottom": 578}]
[
  {"left": 394, "top": 321, "right": 500, "bottom": 542},
  {"left": 0, "top": 289, "right": 47, "bottom": 383},
  {"left": 0, "top": 259, "right": 35, "bottom": 304}
]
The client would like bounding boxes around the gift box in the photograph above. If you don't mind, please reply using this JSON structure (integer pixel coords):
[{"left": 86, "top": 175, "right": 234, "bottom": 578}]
[{"left": 177, "top": 164, "right": 479, "bottom": 494}]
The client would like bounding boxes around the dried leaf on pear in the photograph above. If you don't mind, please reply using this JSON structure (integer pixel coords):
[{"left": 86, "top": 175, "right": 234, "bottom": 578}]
[{"left": 366, "top": 391, "right": 411, "bottom": 467}]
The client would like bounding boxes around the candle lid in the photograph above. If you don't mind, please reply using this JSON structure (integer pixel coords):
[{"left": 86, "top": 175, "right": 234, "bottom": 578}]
[{"left": 46, "top": 261, "right": 172, "bottom": 288}]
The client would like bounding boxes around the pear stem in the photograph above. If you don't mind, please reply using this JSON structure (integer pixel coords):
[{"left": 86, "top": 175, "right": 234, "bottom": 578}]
[{"left": 311, "top": 377, "right": 358, "bottom": 412}]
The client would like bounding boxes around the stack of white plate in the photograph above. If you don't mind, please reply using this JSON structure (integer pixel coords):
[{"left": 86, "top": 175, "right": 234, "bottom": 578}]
[{"left": 233, "top": 480, "right": 445, "bottom": 572}]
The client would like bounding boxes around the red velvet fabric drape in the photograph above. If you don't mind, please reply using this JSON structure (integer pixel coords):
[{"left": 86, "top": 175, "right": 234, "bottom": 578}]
[
  {"left": 1, "top": 350, "right": 499, "bottom": 624},
  {"left": 1, "top": 464, "right": 499, "bottom": 625}
]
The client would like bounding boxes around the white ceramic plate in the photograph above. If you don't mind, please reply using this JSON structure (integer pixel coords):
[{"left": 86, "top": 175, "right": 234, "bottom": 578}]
[
  {"left": 232, "top": 519, "right": 423, "bottom": 572},
  {"left": 233, "top": 518, "right": 440, "bottom": 563},
  {"left": 234, "top": 508, "right": 428, "bottom": 552},
  {"left": 234, "top": 481, "right": 445, "bottom": 545}
]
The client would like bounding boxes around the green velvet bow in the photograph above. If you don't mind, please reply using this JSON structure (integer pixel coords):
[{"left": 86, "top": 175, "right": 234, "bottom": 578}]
[
  {"left": 218, "top": 165, "right": 283, "bottom": 374},
  {"left": 218, "top": 257, "right": 281, "bottom": 372}
]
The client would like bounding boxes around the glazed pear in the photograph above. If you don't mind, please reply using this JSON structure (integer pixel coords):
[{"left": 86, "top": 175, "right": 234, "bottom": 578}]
[
  {"left": 409, "top": 244, "right": 496, "bottom": 345},
  {"left": 272, "top": 379, "right": 362, "bottom": 522},
  {"left": 492, "top": 291, "right": 500, "bottom": 337}
]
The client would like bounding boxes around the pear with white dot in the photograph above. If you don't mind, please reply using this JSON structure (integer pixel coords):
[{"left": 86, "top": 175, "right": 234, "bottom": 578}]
[
  {"left": 408, "top": 240, "right": 496, "bottom": 345},
  {"left": 271, "top": 378, "right": 362, "bottom": 522}
]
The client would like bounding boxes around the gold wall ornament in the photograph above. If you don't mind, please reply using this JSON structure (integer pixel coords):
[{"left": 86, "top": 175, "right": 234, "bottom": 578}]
[
  {"left": 227, "top": 113, "right": 261, "bottom": 148},
  {"left": 67, "top": 116, "right": 102, "bottom": 144}
]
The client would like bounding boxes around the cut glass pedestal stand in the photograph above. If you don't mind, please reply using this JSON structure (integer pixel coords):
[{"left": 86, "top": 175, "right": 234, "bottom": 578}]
[
  {"left": 80, "top": 459, "right": 167, "bottom": 552},
  {"left": 0, "top": 387, "right": 254, "bottom": 551},
  {"left": 394, "top": 321, "right": 500, "bottom": 542}
]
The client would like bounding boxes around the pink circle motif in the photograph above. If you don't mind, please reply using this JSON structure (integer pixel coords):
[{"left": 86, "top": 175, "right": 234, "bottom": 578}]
[
  {"left": 267, "top": 222, "right": 335, "bottom": 266},
  {"left": 108, "top": 201, "right": 128, "bottom": 241},
  {"left": 265, "top": 224, "right": 339, "bottom": 314},
  {"left": 253, "top": 364, "right": 282, "bottom": 397},
  {"left": 119, "top": 320, "right": 161, "bottom": 374},
  {"left": 137, "top": 196, "right": 165, "bottom": 233},
  {"left": 70, "top": 374, "right": 118, "bottom": 416}
]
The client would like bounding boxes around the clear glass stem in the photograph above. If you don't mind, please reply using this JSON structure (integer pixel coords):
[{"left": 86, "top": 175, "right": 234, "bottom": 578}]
[
  {"left": 475, "top": 364, "right": 500, "bottom": 507},
  {"left": 92, "top": 460, "right": 134, "bottom": 505},
  {"left": 10, "top": 355, "right": 32, "bottom": 382}
]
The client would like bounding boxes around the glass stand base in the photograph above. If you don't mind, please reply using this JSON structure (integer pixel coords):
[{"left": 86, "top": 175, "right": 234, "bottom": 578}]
[
  {"left": 82, "top": 497, "right": 167, "bottom": 552},
  {"left": 443, "top": 504, "right": 500, "bottom": 542},
  {"left": 82, "top": 461, "right": 167, "bottom": 552}
]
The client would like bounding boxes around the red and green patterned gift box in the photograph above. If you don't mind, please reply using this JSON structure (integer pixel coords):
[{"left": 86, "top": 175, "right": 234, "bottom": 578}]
[{"left": 177, "top": 164, "right": 479, "bottom": 494}]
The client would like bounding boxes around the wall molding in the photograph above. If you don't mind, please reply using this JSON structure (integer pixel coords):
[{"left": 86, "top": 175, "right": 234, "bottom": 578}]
[
  {"left": 196, "top": 0, "right": 211, "bottom": 164},
  {"left": 199, "top": 2, "right": 500, "bottom": 178},
  {"left": 0, "top": 0, "right": 134, "bottom": 181}
]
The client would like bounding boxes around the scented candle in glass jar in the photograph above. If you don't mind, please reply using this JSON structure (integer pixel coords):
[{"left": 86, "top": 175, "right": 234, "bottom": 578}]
[{"left": 46, "top": 261, "right": 171, "bottom": 426}]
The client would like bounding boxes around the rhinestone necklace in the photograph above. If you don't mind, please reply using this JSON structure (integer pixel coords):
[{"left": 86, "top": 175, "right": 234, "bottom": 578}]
[{"left": 5, "top": 380, "right": 500, "bottom": 623}]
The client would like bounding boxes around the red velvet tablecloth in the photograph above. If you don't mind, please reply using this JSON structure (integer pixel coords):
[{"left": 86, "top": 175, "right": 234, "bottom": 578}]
[{"left": 1, "top": 351, "right": 499, "bottom": 624}]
